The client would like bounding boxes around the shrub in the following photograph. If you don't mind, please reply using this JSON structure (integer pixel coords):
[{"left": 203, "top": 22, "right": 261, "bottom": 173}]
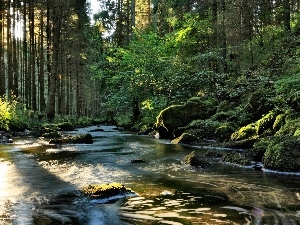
[{"left": 263, "top": 136, "right": 300, "bottom": 172}]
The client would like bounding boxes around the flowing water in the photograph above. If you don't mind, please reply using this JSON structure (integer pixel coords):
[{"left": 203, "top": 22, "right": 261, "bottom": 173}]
[{"left": 0, "top": 125, "right": 300, "bottom": 225}]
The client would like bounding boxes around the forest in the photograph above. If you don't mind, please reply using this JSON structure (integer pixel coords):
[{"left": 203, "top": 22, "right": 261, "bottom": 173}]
[{"left": 0, "top": 0, "right": 300, "bottom": 171}]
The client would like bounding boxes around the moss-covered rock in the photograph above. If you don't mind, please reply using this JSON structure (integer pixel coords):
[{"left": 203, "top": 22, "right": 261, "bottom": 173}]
[
  {"left": 256, "top": 111, "right": 278, "bottom": 135},
  {"left": 222, "top": 137, "right": 259, "bottom": 149},
  {"left": 249, "top": 138, "right": 271, "bottom": 162},
  {"left": 203, "top": 150, "right": 224, "bottom": 158},
  {"left": 215, "top": 123, "right": 236, "bottom": 142},
  {"left": 231, "top": 123, "right": 257, "bottom": 141},
  {"left": 183, "top": 151, "right": 211, "bottom": 167},
  {"left": 49, "top": 133, "right": 93, "bottom": 144},
  {"left": 80, "top": 183, "right": 136, "bottom": 199},
  {"left": 273, "top": 113, "right": 286, "bottom": 131},
  {"left": 155, "top": 97, "right": 217, "bottom": 138},
  {"left": 222, "top": 151, "right": 252, "bottom": 166},
  {"left": 276, "top": 117, "right": 300, "bottom": 136},
  {"left": 263, "top": 136, "right": 300, "bottom": 172},
  {"left": 171, "top": 133, "right": 200, "bottom": 144}
]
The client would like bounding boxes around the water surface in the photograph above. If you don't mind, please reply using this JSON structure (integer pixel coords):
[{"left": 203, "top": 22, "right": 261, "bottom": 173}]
[{"left": 0, "top": 125, "right": 299, "bottom": 225}]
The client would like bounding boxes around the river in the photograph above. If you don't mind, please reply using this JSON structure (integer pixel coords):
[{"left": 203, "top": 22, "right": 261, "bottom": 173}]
[{"left": 0, "top": 125, "right": 299, "bottom": 225}]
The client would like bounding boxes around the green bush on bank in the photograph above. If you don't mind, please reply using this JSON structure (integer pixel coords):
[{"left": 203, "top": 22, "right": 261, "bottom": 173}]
[{"left": 263, "top": 136, "right": 300, "bottom": 172}]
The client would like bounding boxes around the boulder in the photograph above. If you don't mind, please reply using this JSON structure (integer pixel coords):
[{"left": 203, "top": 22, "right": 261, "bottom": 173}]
[
  {"left": 80, "top": 183, "right": 136, "bottom": 199},
  {"left": 155, "top": 97, "right": 217, "bottom": 139},
  {"left": 222, "top": 151, "right": 252, "bottom": 166},
  {"left": 49, "top": 133, "right": 93, "bottom": 144},
  {"left": 183, "top": 151, "right": 211, "bottom": 167},
  {"left": 263, "top": 136, "right": 300, "bottom": 172},
  {"left": 171, "top": 133, "right": 200, "bottom": 144}
]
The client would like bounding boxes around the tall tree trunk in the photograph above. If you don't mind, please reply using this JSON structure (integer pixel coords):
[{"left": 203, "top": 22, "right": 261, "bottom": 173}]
[
  {"left": 46, "top": 0, "right": 62, "bottom": 120},
  {"left": 12, "top": 0, "right": 19, "bottom": 97},
  {"left": 23, "top": 0, "right": 29, "bottom": 107},
  {"left": 7, "top": 0, "right": 14, "bottom": 98},
  {"left": 0, "top": 0, "right": 5, "bottom": 96},
  {"left": 283, "top": 0, "right": 291, "bottom": 31},
  {"left": 220, "top": 0, "right": 227, "bottom": 72},
  {"left": 130, "top": 0, "right": 135, "bottom": 41},
  {"left": 29, "top": 0, "right": 37, "bottom": 110},
  {"left": 38, "top": 7, "right": 46, "bottom": 112}
]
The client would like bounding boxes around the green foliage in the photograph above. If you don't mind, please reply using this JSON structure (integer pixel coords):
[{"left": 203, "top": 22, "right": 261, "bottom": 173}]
[
  {"left": 231, "top": 123, "right": 257, "bottom": 141},
  {"left": 263, "top": 136, "right": 300, "bottom": 172},
  {"left": 251, "top": 138, "right": 271, "bottom": 162},
  {"left": 255, "top": 111, "right": 278, "bottom": 135},
  {"left": 0, "top": 97, "right": 14, "bottom": 130}
]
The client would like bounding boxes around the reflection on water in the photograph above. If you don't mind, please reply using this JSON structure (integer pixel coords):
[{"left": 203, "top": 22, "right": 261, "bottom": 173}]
[{"left": 0, "top": 125, "right": 299, "bottom": 225}]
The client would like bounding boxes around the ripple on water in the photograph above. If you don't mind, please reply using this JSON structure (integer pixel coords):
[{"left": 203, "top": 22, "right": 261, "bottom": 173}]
[{"left": 120, "top": 190, "right": 251, "bottom": 224}]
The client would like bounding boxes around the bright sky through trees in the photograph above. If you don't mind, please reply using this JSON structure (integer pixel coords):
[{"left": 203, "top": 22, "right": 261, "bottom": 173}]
[{"left": 88, "top": 0, "right": 101, "bottom": 18}]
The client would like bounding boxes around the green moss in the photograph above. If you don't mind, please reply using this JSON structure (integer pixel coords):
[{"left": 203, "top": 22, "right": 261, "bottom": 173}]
[
  {"left": 231, "top": 123, "right": 257, "bottom": 141},
  {"left": 222, "top": 137, "right": 259, "bottom": 149},
  {"left": 215, "top": 123, "right": 236, "bottom": 142},
  {"left": 250, "top": 138, "right": 271, "bottom": 162},
  {"left": 294, "top": 129, "right": 300, "bottom": 136},
  {"left": 183, "top": 151, "right": 211, "bottom": 167},
  {"left": 155, "top": 97, "right": 218, "bottom": 137},
  {"left": 263, "top": 136, "right": 300, "bottom": 172},
  {"left": 222, "top": 151, "right": 252, "bottom": 166},
  {"left": 256, "top": 111, "right": 278, "bottom": 135},
  {"left": 203, "top": 150, "right": 223, "bottom": 158},
  {"left": 273, "top": 113, "right": 286, "bottom": 131},
  {"left": 171, "top": 133, "right": 200, "bottom": 144},
  {"left": 276, "top": 117, "right": 300, "bottom": 136},
  {"left": 81, "top": 183, "right": 135, "bottom": 198}
]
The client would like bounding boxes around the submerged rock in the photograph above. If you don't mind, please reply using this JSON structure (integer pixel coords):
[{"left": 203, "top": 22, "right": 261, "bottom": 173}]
[
  {"left": 80, "top": 183, "right": 136, "bottom": 199},
  {"left": 131, "top": 159, "right": 146, "bottom": 163},
  {"left": 183, "top": 151, "right": 211, "bottom": 168},
  {"left": 49, "top": 133, "right": 93, "bottom": 144}
]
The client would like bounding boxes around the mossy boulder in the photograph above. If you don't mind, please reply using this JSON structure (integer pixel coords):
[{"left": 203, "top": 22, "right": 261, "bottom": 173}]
[
  {"left": 275, "top": 111, "right": 300, "bottom": 136},
  {"left": 155, "top": 97, "right": 217, "bottom": 138},
  {"left": 215, "top": 123, "right": 236, "bottom": 142},
  {"left": 249, "top": 138, "right": 270, "bottom": 162},
  {"left": 222, "top": 137, "right": 259, "bottom": 149},
  {"left": 263, "top": 136, "right": 300, "bottom": 172},
  {"left": 231, "top": 123, "right": 257, "bottom": 141},
  {"left": 183, "top": 151, "right": 211, "bottom": 167},
  {"left": 171, "top": 133, "right": 200, "bottom": 144},
  {"left": 256, "top": 111, "right": 278, "bottom": 135},
  {"left": 80, "top": 183, "right": 136, "bottom": 199},
  {"left": 49, "top": 133, "right": 93, "bottom": 144},
  {"left": 222, "top": 151, "right": 252, "bottom": 166}
]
